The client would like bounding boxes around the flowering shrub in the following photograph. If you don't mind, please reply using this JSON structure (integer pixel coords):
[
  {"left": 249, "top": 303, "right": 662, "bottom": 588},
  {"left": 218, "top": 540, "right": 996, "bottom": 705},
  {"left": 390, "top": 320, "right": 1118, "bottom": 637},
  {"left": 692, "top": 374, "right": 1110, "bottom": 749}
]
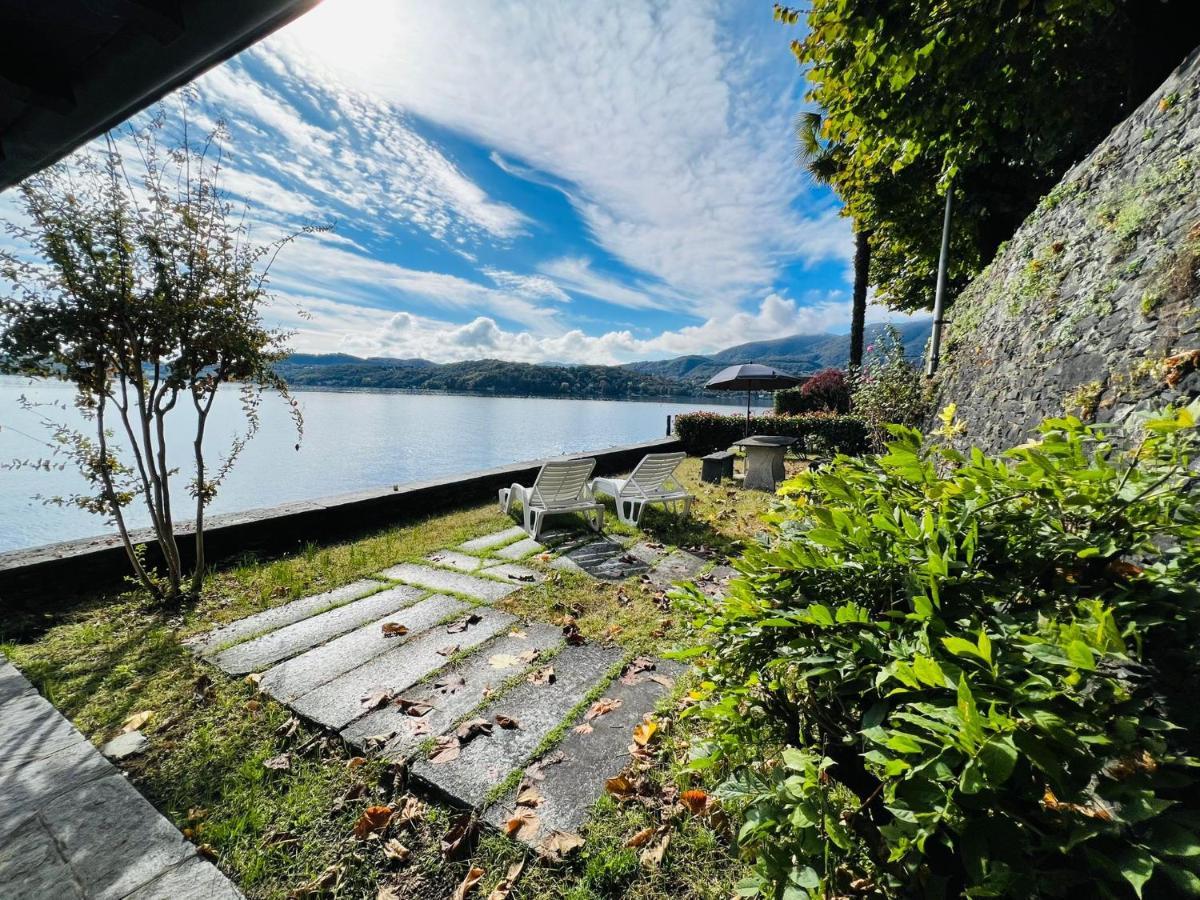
[
  {"left": 675, "top": 403, "right": 1200, "bottom": 898},
  {"left": 673, "top": 411, "right": 868, "bottom": 456},
  {"left": 850, "top": 326, "right": 931, "bottom": 449},
  {"left": 775, "top": 368, "right": 851, "bottom": 415}
]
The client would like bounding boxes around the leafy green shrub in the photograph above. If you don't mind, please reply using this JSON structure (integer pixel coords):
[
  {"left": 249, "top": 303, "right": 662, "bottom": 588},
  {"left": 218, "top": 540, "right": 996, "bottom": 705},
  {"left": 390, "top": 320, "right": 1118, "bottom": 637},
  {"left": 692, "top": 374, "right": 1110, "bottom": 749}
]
[
  {"left": 673, "top": 411, "right": 869, "bottom": 456},
  {"left": 776, "top": 369, "right": 851, "bottom": 415},
  {"left": 675, "top": 403, "right": 1200, "bottom": 898},
  {"left": 850, "top": 326, "right": 931, "bottom": 449}
]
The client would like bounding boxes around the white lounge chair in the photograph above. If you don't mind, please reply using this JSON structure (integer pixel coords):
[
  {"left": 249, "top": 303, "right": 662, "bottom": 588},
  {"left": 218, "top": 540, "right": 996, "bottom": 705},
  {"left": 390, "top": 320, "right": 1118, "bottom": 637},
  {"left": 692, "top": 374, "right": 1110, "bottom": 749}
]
[
  {"left": 591, "top": 451, "right": 693, "bottom": 527},
  {"left": 499, "top": 457, "right": 604, "bottom": 539}
]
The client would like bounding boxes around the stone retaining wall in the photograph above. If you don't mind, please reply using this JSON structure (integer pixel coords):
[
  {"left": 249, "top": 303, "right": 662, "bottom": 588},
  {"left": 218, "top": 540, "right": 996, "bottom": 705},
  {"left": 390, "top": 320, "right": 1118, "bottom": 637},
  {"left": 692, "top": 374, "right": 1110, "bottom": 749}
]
[
  {"left": 932, "top": 47, "right": 1200, "bottom": 451},
  {"left": 0, "top": 437, "right": 681, "bottom": 608}
]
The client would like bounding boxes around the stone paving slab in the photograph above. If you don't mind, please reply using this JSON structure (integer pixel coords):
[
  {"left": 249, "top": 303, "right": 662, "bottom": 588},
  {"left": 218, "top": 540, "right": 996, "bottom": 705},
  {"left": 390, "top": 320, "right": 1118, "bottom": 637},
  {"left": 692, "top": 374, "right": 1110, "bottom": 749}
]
[
  {"left": 645, "top": 550, "right": 708, "bottom": 590},
  {"left": 480, "top": 562, "right": 545, "bottom": 585},
  {"left": 494, "top": 536, "right": 543, "bottom": 560},
  {"left": 626, "top": 541, "right": 667, "bottom": 567},
  {"left": 411, "top": 643, "right": 622, "bottom": 809},
  {"left": 260, "top": 594, "right": 467, "bottom": 703},
  {"left": 0, "top": 689, "right": 89, "bottom": 770},
  {"left": 376, "top": 563, "right": 519, "bottom": 604},
  {"left": 696, "top": 564, "right": 737, "bottom": 598},
  {"left": 425, "top": 550, "right": 487, "bottom": 573},
  {"left": 185, "top": 579, "right": 383, "bottom": 657},
  {"left": 290, "top": 607, "right": 516, "bottom": 730},
  {"left": 549, "top": 539, "right": 632, "bottom": 579},
  {"left": 457, "top": 526, "right": 527, "bottom": 552},
  {"left": 0, "top": 658, "right": 242, "bottom": 898},
  {"left": 484, "top": 659, "right": 684, "bottom": 843},
  {"left": 209, "top": 585, "right": 425, "bottom": 675},
  {"left": 341, "top": 623, "right": 563, "bottom": 757}
]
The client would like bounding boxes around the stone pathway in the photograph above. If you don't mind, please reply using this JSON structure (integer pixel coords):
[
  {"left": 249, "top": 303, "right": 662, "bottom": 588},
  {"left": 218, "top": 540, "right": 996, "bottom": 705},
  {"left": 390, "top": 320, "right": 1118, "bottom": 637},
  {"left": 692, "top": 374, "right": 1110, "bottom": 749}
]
[
  {"left": 0, "top": 658, "right": 242, "bottom": 900},
  {"left": 188, "top": 524, "right": 715, "bottom": 852}
]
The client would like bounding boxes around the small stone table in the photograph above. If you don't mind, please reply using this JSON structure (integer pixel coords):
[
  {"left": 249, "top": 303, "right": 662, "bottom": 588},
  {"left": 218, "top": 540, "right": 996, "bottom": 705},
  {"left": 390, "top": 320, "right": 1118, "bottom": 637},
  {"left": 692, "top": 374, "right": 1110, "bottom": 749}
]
[{"left": 733, "top": 435, "right": 796, "bottom": 491}]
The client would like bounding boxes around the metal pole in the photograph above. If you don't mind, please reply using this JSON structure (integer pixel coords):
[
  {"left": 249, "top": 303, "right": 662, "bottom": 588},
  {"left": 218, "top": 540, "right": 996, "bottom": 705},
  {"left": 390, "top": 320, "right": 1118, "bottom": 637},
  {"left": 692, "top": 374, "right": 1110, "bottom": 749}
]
[
  {"left": 666, "top": 414, "right": 672, "bottom": 436},
  {"left": 746, "top": 388, "right": 751, "bottom": 438},
  {"left": 926, "top": 183, "right": 954, "bottom": 377}
]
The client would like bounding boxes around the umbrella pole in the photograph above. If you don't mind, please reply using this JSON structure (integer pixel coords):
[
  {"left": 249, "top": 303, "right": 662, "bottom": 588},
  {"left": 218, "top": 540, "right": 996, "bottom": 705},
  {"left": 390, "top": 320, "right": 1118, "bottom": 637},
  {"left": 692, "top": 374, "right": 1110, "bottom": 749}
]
[{"left": 745, "top": 388, "right": 751, "bottom": 437}]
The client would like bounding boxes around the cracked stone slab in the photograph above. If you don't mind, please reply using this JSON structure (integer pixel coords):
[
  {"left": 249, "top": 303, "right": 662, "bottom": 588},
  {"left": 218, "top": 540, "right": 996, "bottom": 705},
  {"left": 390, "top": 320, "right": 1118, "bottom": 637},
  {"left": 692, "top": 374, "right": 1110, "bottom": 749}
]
[
  {"left": 209, "top": 584, "right": 425, "bottom": 675},
  {"left": 260, "top": 594, "right": 467, "bottom": 704},
  {"left": 0, "top": 814, "right": 85, "bottom": 900},
  {"left": 40, "top": 773, "right": 198, "bottom": 900},
  {"left": 290, "top": 606, "right": 516, "bottom": 730},
  {"left": 644, "top": 550, "right": 708, "bottom": 590},
  {"left": 484, "top": 659, "right": 685, "bottom": 843},
  {"left": 411, "top": 642, "right": 622, "bottom": 809},
  {"left": 480, "top": 562, "right": 545, "bottom": 585},
  {"left": 425, "top": 550, "right": 487, "bottom": 573},
  {"left": 124, "top": 854, "right": 244, "bottom": 899},
  {"left": 185, "top": 579, "right": 383, "bottom": 656},
  {"left": 457, "top": 526, "right": 527, "bottom": 552},
  {"left": 493, "top": 536, "right": 543, "bottom": 560},
  {"left": 376, "top": 563, "right": 520, "bottom": 604},
  {"left": 342, "top": 623, "right": 563, "bottom": 757},
  {"left": 549, "top": 539, "right": 636, "bottom": 580}
]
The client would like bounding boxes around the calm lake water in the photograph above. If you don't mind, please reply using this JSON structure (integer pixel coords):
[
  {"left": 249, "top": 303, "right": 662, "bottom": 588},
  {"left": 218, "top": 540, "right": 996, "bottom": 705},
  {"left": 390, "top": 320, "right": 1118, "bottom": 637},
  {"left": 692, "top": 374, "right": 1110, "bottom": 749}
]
[{"left": 0, "top": 376, "right": 763, "bottom": 553}]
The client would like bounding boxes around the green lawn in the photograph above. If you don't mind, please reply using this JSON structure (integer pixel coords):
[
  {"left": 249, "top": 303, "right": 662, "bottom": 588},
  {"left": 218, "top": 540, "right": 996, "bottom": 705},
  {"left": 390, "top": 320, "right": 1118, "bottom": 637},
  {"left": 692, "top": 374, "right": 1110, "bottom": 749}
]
[{"left": 1, "top": 458, "right": 785, "bottom": 899}]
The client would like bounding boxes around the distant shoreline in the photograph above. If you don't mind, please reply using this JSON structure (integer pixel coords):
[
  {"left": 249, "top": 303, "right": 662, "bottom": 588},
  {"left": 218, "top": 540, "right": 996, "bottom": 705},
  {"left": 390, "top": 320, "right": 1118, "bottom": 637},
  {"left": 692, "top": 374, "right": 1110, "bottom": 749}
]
[{"left": 284, "top": 383, "right": 772, "bottom": 408}]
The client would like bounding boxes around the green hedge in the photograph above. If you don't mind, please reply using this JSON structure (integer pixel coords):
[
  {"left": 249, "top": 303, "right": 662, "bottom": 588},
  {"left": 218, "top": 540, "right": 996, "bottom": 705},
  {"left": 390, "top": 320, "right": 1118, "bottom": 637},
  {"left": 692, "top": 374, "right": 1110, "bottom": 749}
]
[{"left": 673, "top": 411, "right": 869, "bottom": 456}]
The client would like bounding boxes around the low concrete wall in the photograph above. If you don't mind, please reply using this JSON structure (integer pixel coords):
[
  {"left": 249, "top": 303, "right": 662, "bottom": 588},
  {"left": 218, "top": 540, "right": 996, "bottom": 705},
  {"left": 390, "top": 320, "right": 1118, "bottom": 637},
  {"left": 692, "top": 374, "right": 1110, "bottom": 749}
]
[{"left": 0, "top": 437, "right": 682, "bottom": 608}]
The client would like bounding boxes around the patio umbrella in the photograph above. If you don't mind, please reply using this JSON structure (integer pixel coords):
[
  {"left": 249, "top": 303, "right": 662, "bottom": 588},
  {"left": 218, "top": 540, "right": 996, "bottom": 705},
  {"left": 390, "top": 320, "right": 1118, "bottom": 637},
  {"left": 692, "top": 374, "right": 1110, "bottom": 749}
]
[{"left": 704, "top": 364, "right": 803, "bottom": 437}]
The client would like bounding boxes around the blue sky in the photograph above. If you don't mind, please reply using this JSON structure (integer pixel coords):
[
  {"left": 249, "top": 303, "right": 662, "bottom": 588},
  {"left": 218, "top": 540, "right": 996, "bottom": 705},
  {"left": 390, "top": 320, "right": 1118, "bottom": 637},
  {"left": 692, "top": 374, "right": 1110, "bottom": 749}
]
[{"left": 14, "top": 0, "right": 918, "bottom": 364}]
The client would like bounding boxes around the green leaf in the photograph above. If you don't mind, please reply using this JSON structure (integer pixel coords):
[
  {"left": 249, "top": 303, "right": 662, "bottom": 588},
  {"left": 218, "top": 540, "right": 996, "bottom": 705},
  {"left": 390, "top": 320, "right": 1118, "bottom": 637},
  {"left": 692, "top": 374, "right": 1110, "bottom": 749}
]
[
  {"left": 913, "top": 654, "right": 948, "bottom": 688},
  {"left": 1066, "top": 640, "right": 1096, "bottom": 671},
  {"left": 1116, "top": 847, "right": 1155, "bottom": 898}
]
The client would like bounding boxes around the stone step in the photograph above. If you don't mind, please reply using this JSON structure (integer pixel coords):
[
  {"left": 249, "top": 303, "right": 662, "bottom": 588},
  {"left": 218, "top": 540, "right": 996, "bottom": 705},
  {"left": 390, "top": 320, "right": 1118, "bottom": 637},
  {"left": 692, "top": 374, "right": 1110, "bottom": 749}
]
[
  {"left": 426, "top": 550, "right": 487, "bottom": 573},
  {"left": 208, "top": 585, "right": 425, "bottom": 675},
  {"left": 483, "top": 659, "right": 684, "bottom": 845},
  {"left": 290, "top": 607, "right": 517, "bottom": 730},
  {"left": 341, "top": 623, "right": 563, "bottom": 757},
  {"left": 645, "top": 550, "right": 708, "bottom": 590},
  {"left": 457, "top": 526, "right": 527, "bottom": 552},
  {"left": 480, "top": 562, "right": 545, "bottom": 585},
  {"left": 377, "top": 563, "right": 521, "bottom": 604},
  {"left": 259, "top": 594, "right": 467, "bottom": 703},
  {"left": 186, "top": 579, "right": 383, "bottom": 656},
  {"left": 494, "top": 536, "right": 543, "bottom": 560},
  {"left": 410, "top": 643, "right": 622, "bottom": 809}
]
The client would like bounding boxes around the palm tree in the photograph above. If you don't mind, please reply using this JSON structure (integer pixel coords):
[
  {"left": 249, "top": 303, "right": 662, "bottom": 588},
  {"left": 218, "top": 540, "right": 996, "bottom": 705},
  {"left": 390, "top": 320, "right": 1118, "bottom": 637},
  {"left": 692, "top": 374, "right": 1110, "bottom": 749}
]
[{"left": 795, "top": 111, "right": 871, "bottom": 368}]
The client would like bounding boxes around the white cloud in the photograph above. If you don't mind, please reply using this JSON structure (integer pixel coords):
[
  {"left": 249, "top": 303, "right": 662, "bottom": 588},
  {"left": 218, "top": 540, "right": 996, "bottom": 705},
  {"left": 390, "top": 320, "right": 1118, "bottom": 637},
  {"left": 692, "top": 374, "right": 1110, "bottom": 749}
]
[{"left": 271, "top": 0, "right": 852, "bottom": 314}]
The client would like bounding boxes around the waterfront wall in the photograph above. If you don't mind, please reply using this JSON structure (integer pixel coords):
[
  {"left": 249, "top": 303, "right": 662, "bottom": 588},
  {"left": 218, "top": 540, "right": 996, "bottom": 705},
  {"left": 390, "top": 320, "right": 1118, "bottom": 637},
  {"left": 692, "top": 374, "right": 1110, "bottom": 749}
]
[{"left": 0, "top": 437, "right": 681, "bottom": 607}]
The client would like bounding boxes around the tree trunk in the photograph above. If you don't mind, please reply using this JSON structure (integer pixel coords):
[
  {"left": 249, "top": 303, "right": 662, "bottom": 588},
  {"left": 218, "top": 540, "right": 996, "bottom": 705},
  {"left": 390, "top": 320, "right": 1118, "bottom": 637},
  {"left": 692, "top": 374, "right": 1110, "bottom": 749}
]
[{"left": 849, "top": 226, "right": 872, "bottom": 368}]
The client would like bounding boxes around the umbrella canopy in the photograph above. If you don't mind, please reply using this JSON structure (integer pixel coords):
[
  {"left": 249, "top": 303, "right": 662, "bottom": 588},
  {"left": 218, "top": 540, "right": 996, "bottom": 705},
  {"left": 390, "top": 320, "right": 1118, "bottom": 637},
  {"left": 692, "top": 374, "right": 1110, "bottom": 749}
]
[{"left": 704, "top": 364, "right": 803, "bottom": 437}]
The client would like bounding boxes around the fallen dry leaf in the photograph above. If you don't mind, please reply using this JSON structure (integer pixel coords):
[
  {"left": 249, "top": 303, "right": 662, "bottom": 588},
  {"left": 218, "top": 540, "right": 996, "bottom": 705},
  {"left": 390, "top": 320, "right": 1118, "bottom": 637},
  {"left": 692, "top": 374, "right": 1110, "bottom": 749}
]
[
  {"left": 263, "top": 753, "right": 291, "bottom": 771},
  {"left": 245, "top": 673, "right": 263, "bottom": 688},
  {"left": 640, "top": 829, "right": 671, "bottom": 868},
  {"left": 353, "top": 805, "right": 394, "bottom": 840},
  {"left": 393, "top": 794, "right": 426, "bottom": 828},
  {"left": 434, "top": 674, "right": 467, "bottom": 695},
  {"left": 528, "top": 666, "right": 555, "bottom": 685},
  {"left": 122, "top": 710, "right": 153, "bottom": 733},
  {"left": 505, "top": 808, "right": 541, "bottom": 841},
  {"left": 346, "top": 756, "right": 367, "bottom": 770},
  {"left": 430, "top": 735, "right": 461, "bottom": 765},
  {"left": 509, "top": 629, "right": 528, "bottom": 638},
  {"left": 573, "top": 723, "right": 594, "bottom": 735},
  {"left": 196, "top": 843, "right": 218, "bottom": 861},
  {"left": 451, "top": 866, "right": 485, "bottom": 900},
  {"left": 620, "top": 657, "right": 656, "bottom": 685},
  {"left": 541, "top": 830, "right": 585, "bottom": 858},
  {"left": 447, "top": 613, "right": 484, "bottom": 634},
  {"left": 562, "top": 623, "right": 585, "bottom": 646},
  {"left": 489, "top": 653, "right": 522, "bottom": 669},
  {"left": 438, "top": 644, "right": 460, "bottom": 657},
  {"left": 275, "top": 716, "right": 300, "bottom": 739},
  {"left": 407, "top": 719, "right": 432, "bottom": 737},
  {"left": 288, "top": 863, "right": 342, "bottom": 899},
  {"left": 625, "top": 826, "right": 656, "bottom": 848},
  {"left": 487, "top": 860, "right": 525, "bottom": 900},
  {"left": 524, "top": 751, "right": 566, "bottom": 782},
  {"left": 382, "top": 837, "right": 411, "bottom": 865},
  {"left": 381, "top": 622, "right": 409, "bottom": 637},
  {"left": 395, "top": 697, "right": 434, "bottom": 717},
  {"left": 632, "top": 719, "right": 658, "bottom": 747},
  {"left": 605, "top": 775, "right": 637, "bottom": 799},
  {"left": 515, "top": 783, "right": 543, "bottom": 807},
  {"left": 360, "top": 689, "right": 392, "bottom": 711},
  {"left": 584, "top": 697, "right": 623, "bottom": 721},
  {"left": 494, "top": 714, "right": 520, "bottom": 730},
  {"left": 441, "top": 813, "right": 479, "bottom": 861}
]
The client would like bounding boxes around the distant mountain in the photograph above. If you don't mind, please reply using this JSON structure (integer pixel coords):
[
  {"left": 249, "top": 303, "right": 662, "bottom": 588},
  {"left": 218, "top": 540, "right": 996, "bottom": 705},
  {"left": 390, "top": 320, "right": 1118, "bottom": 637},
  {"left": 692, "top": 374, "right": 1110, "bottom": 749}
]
[
  {"left": 274, "top": 356, "right": 696, "bottom": 399},
  {"left": 275, "top": 320, "right": 932, "bottom": 400},
  {"left": 625, "top": 320, "right": 932, "bottom": 387}
]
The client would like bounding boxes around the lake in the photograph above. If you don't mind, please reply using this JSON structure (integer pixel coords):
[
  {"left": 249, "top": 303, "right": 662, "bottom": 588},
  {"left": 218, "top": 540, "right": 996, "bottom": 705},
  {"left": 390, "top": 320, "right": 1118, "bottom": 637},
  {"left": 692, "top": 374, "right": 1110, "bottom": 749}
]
[{"left": 0, "top": 376, "right": 764, "bottom": 553}]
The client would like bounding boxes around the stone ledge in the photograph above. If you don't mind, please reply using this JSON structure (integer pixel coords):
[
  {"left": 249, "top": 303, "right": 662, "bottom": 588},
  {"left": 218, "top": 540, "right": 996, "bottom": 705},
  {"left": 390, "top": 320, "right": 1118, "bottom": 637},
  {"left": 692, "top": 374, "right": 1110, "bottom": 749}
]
[{"left": 0, "top": 437, "right": 682, "bottom": 608}]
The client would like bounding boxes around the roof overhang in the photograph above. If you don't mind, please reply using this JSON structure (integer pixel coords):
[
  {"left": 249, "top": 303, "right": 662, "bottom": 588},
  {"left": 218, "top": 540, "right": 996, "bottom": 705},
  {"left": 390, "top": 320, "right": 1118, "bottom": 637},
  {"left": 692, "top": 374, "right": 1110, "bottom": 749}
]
[{"left": 0, "top": 0, "right": 323, "bottom": 192}]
